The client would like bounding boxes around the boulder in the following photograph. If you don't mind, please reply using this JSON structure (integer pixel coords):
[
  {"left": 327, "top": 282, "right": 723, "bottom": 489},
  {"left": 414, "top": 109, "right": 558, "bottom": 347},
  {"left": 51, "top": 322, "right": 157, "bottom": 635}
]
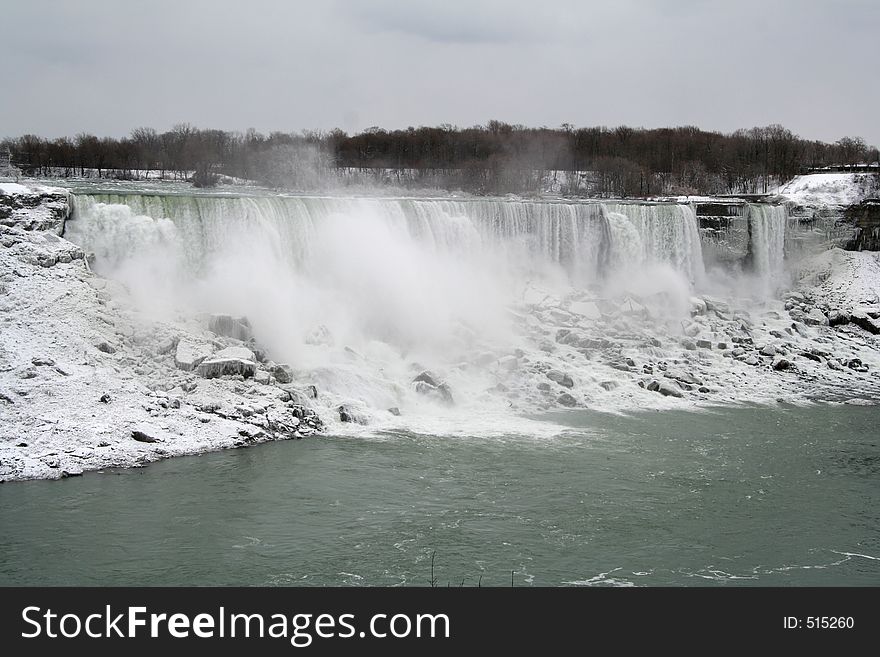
[
  {"left": 696, "top": 339, "right": 712, "bottom": 349},
  {"left": 155, "top": 336, "right": 178, "bottom": 355},
  {"left": 689, "top": 297, "right": 708, "bottom": 315},
  {"left": 196, "top": 346, "right": 257, "bottom": 379},
  {"left": 555, "top": 328, "right": 571, "bottom": 343},
  {"left": 827, "top": 310, "right": 850, "bottom": 327},
  {"left": 599, "top": 381, "right": 618, "bottom": 391},
  {"left": 847, "top": 358, "right": 869, "bottom": 372},
  {"left": 850, "top": 311, "right": 880, "bottom": 335},
  {"left": 556, "top": 392, "right": 578, "bottom": 407},
  {"left": 412, "top": 371, "right": 454, "bottom": 405},
  {"left": 546, "top": 370, "right": 574, "bottom": 388},
  {"left": 665, "top": 370, "right": 703, "bottom": 386},
  {"left": 803, "top": 308, "right": 828, "bottom": 326},
  {"left": 657, "top": 382, "right": 684, "bottom": 398},
  {"left": 683, "top": 323, "right": 701, "bottom": 337},
  {"left": 272, "top": 364, "right": 294, "bottom": 384},
  {"left": 703, "top": 297, "right": 730, "bottom": 314},
  {"left": 131, "top": 430, "right": 161, "bottom": 443},
  {"left": 792, "top": 322, "right": 811, "bottom": 338},
  {"left": 175, "top": 340, "right": 214, "bottom": 371},
  {"left": 760, "top": 344, "right": 777, "bottom": 357},
  {"left": 265, "top": 407, "right": 305, "bottom": 434},
  {"left": 772, "top": 358, "right": 793, "bottom": 371},
  {"left": 214, "top": 346, "right": 255, "bottom": 361},
  {"left": 337, "top": 404, "right": 368, "bottom": 424}
]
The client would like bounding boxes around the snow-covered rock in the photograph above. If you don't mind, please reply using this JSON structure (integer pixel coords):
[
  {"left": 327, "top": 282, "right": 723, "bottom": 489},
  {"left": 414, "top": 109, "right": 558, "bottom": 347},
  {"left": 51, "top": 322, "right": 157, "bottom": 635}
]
[
  {"left": 196, "top": 347, "right": 257, "bottom": 379},
  {"left": 0, "top": 188, "right": 323, "bottom": 482},
  {"left": 0, "top": 183, "right": 69, "bottom": 233}
]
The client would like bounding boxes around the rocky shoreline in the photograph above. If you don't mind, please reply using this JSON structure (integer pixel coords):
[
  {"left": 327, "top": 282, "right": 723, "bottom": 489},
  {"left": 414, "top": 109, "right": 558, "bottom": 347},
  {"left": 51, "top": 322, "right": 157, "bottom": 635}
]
[
  {"left": 1, "top": 182, "right": 879, "bottom": 482},
  {"left": 1, "top": 184, "right": 324, "bottom": 481}
]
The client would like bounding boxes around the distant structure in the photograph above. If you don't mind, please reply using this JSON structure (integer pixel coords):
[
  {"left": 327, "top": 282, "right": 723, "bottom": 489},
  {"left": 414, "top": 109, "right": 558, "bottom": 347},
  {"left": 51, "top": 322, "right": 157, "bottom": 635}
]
[
  {"left": 0, "top": 147, "right": 21, "bottom": 181},
  {"left": 800, "top": 163, "right": 880, "bottom": 174}
]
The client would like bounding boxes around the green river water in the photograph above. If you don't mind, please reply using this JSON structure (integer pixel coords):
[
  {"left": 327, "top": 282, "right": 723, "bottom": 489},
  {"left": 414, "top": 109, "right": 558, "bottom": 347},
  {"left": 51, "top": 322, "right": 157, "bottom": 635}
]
[{"left": 1, "top": 404, "right": 878, "bottom": 586}]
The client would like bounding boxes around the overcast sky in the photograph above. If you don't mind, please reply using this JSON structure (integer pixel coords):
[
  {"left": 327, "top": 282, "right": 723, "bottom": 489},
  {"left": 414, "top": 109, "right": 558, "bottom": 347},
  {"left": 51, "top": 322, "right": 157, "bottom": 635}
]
[{"left": 2, "top": 0, "right": 878, "bottom": 145}]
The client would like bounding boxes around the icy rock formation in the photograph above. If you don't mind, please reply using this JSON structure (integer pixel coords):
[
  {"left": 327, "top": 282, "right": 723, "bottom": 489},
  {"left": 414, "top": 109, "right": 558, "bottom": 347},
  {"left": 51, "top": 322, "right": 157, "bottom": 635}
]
[
  {"left": 0, "top": 186, "right": 326, "bottom": 482},
  {"left": 175, "top": 339, "right": 214, "bottom": 371},
  {"left": 0, "top": 183, "right": 69, "bottom": 233},
  {"left": 196, "top": 346, "right": 258, "bottom": 379}
]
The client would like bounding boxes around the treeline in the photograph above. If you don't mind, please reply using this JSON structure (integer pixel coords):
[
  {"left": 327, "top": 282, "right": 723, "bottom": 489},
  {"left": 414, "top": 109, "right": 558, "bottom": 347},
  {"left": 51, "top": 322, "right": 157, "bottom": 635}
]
[{"left": 3, "top": 122, "right": 877, "bottom": 197}]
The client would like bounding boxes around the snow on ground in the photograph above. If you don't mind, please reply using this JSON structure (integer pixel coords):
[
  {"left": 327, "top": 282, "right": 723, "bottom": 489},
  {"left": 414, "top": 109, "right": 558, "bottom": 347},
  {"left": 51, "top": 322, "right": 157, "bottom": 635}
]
[
  {"left": 797, "top": 248, "right": 880, "bottom": 311},
  {"left": 0, "top": 183, "right": 32, "bottom": 195},
  {"left": 774, "top": 173, "right": 879, "bottom": 208}
]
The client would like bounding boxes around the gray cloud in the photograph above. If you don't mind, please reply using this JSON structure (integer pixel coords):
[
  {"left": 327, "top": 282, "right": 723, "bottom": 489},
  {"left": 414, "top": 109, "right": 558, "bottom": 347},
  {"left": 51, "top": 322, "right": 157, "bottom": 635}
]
[
  {"left": 342, "top": 0, "right": 567, "bottom": 44},
  {"left": 1, "top": 0, "right": 877, "bottom": 147}
]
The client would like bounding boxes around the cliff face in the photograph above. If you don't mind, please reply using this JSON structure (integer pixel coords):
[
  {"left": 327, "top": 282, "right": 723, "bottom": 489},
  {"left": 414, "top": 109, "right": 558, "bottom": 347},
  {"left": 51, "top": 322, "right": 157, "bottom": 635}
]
[
  {"left": 0, "top": 183, "right": 70, "bottom": 234},
  {"left": 845, "top": 201, "right": 880, "bottom": 252}
]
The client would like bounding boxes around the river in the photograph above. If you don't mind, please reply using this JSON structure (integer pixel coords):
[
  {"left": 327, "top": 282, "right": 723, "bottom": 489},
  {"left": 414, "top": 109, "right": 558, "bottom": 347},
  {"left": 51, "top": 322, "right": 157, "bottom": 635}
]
[{"left": 1, "top": 404, "right": 877, "bottom": 586}]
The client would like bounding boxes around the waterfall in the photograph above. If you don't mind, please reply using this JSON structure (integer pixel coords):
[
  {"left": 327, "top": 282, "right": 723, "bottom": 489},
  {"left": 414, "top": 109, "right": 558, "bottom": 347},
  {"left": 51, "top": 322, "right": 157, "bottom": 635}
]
[
  {"left": 605, "top": 211, "right": 644, "bottom": 271},
  {"left": 748, "top": 204, "right": 787, "bottom": 279},
  {"left": 62, "top": 191, "right": 738, "bottom": 422},
  {"left": 70, "top": 194, "right": 614, "bottom": 285},
  {"left": 65, "top": 193, "right": 721, "bottom": 346},
  {"left": 68, "top": 194, "right": 720, "bottom": 286},
  {"left": 605, "top": 202, "right": 706, "bottom": 284}
]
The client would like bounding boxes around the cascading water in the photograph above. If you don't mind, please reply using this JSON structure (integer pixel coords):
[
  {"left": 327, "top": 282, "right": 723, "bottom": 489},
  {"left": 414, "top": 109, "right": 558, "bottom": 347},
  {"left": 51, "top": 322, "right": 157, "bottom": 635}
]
[
  {"left": 70, "top": 194, "right": 612, "bottom": 284},
  {"left": 605, "top": 203, "right": 706, "bottom": 284},
  {"left": 747, "top": 204, "right": 787, "bottom": 281},
  {"left": 605, "top": 212, "right": 644, "bottom": 270}
]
